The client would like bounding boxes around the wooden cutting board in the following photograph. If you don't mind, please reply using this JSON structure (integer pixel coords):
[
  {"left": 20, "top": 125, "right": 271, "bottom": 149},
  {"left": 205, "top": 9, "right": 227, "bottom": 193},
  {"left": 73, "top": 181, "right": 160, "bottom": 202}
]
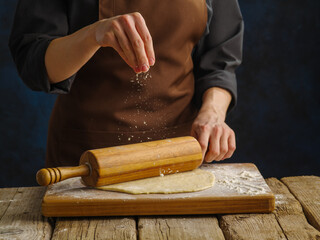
[{"left": 41, "top": 163, "right": 275, "bottom": 217}]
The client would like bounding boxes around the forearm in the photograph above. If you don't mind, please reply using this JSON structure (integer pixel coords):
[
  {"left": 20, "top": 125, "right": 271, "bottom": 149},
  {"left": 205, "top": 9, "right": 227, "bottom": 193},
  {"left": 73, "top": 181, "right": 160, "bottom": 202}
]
[
  {"left": 200, "top": 87, "right": 232, "bottom": 121},
  {"left": 45, "top": 24, "right": 100, "bottom": 84}
]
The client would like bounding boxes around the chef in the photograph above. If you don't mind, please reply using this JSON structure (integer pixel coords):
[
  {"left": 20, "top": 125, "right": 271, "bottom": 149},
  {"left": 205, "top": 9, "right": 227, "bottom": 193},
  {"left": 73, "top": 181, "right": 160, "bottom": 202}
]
[{"left": 9, "top": 0, "right": 243, "bottom": 167}]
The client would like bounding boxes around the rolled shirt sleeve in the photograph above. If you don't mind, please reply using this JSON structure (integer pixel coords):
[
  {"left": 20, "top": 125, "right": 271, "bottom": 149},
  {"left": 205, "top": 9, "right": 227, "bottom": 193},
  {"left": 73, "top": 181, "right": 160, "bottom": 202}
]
[
  {"left": 9, "top": 0, "right": 75, "bottom": 94},
  {"left": 193, "top": 0, "right": 244, "bottom": 112}
]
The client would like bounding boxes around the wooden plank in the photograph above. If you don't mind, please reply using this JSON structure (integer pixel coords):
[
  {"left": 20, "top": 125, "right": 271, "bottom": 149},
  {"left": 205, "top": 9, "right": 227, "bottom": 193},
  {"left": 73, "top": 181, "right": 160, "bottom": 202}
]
[
  {"left": 281, "top": 176, "right": 320, "bottom": 231},
  {"left": 266, "top": 178, "right": 320, "bottom": 239},
  {"left": 138, "top": 216, "right": 225, "bottom": 240},
  {"left": 52, "top": 217, "right": 136, "bottom": 240},
  {"left": 0, "top": 188, "right": 18, "bottom": 216},
  {"left": 42, "top": 164, "right": 274, "bottom": 217},
  {"left": 219, "top": 214, "right": 286, "bottom": 240},
  {"left": 0, "top": 187, "right": 52, "bottom": 240}
]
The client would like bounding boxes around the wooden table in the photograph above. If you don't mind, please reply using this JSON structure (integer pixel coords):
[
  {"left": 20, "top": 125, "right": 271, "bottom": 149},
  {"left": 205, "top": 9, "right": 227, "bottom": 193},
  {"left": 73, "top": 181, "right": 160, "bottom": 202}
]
[{"left": 0, "top": 176, "right": 319, "bottom": 239}]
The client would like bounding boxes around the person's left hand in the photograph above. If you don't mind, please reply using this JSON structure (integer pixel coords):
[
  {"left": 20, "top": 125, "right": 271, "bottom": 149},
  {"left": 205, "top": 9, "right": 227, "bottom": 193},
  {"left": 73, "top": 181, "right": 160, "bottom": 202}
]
[{"left": 191, "top": 109, "right": 236, "bottom": 162}]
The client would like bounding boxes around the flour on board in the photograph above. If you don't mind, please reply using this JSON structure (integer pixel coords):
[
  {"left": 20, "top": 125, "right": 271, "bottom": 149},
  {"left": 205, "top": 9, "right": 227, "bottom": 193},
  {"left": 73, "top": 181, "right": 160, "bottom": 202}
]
[{"left": 201, "top": 164, "right": 270, "bottom": 195}]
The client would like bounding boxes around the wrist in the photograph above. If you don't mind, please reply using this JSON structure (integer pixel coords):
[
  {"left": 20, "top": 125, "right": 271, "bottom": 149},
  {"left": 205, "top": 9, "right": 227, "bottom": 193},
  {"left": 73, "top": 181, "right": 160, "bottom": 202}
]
[
  {"left": 199, "top": 104, "right": 226, "bottom": 122},
  {"left": 86, "top": 22, "right": 102, "bottom": 48},
  {"left": 200, "top": 87, "right": 232, "bottom": 121}
]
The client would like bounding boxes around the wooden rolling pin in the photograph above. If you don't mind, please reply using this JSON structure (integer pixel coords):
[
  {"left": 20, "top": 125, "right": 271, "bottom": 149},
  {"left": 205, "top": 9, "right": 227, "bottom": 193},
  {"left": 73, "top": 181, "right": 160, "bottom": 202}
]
[{"left": 36, "top": 136, "right": 202, "bottom": 187}]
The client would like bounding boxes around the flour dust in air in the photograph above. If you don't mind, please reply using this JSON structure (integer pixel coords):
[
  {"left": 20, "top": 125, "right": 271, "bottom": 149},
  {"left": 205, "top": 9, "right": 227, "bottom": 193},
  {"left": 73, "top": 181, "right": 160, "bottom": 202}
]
[{"left": 117, "top": 70, "right": 169, "bottom": 143}]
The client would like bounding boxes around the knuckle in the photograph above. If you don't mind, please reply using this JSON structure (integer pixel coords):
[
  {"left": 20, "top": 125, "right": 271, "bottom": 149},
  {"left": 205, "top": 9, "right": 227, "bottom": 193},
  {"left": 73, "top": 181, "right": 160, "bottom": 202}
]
[
  {"left": 229, "top": 129, "right": 235, "bottom": 136},
  {"left": 220, "top": 147, "right": 228, "bottom": 154},
  {"left": 229, "top": 144, "right": 236, "bottom": 151},
  {"left": 132, "top": 12, "right": 143, "bottom": 20},
  {"left": 119, "top": 14, "right": 131, "bottom": 25},
  {"left": 199, "top": 123, "right": 210, "bottom": 132},
  {"left": 133, "top": 38, "right": 144, "bottom": 49},
  {"left": 142, "top": 34, "right": 152, "bottom": 43},
  {"left": 210, "top": 149, "right": 219, "bottom": 156},
  {"left": 213, "top": 126, "right": 222, "bottom": 134}
]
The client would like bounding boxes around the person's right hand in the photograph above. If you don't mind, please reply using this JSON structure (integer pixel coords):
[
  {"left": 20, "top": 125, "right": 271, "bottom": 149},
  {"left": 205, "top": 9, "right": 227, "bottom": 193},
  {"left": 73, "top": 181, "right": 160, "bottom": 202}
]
[{"left": 94, "top": 12, "right": 155, "bottom": 73}]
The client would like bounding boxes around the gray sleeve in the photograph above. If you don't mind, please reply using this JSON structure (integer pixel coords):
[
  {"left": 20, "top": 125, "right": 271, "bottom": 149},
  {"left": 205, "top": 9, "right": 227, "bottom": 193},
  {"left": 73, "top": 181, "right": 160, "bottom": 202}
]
[
  {"left": 9, "top": 0, "right": 75, "bottom": 94},
  {"left": 193, "top": 0, "right": 244, "bottom": 112}
]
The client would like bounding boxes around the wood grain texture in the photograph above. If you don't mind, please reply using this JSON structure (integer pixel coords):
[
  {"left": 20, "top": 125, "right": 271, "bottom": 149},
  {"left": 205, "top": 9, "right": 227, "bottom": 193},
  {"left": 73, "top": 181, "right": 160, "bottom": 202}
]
[
  {"left": 219, "top": 214, "right": 286, "bottom": 240},
  {"left": 41, "top": 164, "right": 275, "bottom": 217},
  {"left": 0, "top": 187, "right": 52, "bottom": 240},
  {"left": 266, "top": 178, "right": 320, "bottom": 239},
  {"left": 37, "top": 165, "right": 90, "bottom": 186},
  {"left": 0, "top": 188, "right": 17, "bottom": 216},
  {"left": 138, "top": 216, "right": 224, "bottom": 240},
  {"left": 281, "top": 176, "right": 320, "bottom": 231},
  {"left": 80, "top": 136, "right": 203, "bottom": 187},
  {"left": 52, "top": 217, "right": 136, "bottom": 240}
]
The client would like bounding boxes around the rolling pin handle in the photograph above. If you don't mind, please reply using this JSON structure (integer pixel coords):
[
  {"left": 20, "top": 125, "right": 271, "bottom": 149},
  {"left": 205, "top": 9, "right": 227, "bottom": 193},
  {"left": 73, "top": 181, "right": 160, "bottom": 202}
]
[{"left": 36, "top": 165, "right": 90, "bottom": 186}]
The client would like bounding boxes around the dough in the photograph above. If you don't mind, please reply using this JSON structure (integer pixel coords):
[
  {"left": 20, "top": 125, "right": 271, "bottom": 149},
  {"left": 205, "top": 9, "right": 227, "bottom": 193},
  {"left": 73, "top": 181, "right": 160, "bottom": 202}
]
[{"left": 96, "top": 169, "right": 215, "bottom": 194}]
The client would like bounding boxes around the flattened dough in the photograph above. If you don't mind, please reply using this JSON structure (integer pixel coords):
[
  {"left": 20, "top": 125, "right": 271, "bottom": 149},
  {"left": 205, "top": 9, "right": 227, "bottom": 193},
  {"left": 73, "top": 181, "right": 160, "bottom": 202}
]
[{"left": 96, "top": 169, "right": 215, "bottom": 194}]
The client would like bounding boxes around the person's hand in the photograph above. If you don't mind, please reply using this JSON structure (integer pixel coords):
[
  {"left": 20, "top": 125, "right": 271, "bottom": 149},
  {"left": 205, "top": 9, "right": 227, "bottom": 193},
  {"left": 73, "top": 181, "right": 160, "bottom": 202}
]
[
  {"left": 94, "top": 12, "right": 155, "bottom": 73},
  {"left": 190, "top": 88, "right": 236, "bottom": 162}
]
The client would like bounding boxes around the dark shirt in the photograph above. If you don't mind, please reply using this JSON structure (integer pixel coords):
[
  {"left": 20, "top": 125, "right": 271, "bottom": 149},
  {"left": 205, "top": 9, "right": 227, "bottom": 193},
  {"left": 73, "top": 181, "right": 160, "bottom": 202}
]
[{"left": 9, "top": 0, "right": 243, "bottom": 111}]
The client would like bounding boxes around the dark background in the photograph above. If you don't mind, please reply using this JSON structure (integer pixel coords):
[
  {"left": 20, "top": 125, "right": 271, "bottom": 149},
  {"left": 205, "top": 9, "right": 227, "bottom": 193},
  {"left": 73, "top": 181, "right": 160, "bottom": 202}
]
[{"left": 0, "top": 0, "right": 319, "bottom": 187}]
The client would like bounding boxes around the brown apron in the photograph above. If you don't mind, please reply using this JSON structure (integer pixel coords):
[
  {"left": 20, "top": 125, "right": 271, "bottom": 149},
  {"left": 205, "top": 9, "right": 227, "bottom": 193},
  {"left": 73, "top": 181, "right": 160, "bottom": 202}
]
[{"left": 46, "top": 0, "right": 207, "bottom": 167}]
